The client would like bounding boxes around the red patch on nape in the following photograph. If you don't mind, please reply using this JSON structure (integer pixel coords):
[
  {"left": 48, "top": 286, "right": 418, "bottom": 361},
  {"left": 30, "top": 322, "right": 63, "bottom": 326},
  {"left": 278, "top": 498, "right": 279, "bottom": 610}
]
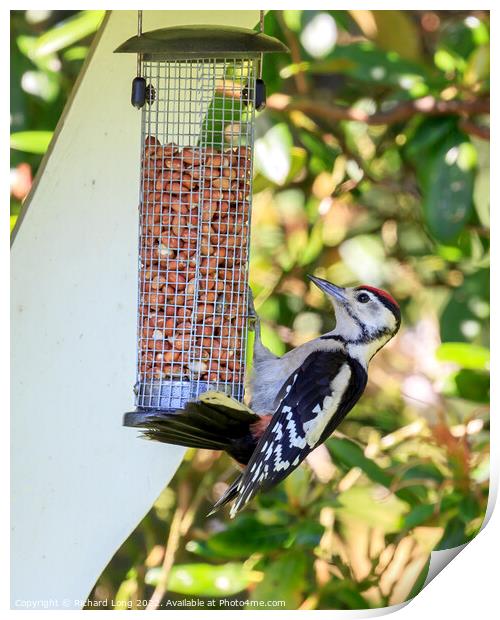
[{"left": 358, "top": 285, "right": 399, "bottom": 309}]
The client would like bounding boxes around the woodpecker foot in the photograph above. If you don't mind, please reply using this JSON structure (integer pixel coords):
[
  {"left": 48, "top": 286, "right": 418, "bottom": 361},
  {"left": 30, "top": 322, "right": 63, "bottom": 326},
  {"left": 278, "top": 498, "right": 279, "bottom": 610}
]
[{"left": 247, "top": 286, "right": 259, "bottom": 332}]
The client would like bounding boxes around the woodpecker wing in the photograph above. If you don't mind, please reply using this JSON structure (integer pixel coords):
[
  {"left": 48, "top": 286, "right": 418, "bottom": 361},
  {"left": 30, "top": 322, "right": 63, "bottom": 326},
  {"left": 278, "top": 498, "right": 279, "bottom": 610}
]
[{"left": 230, "top": 349, "right": 367, "bottom": 516}]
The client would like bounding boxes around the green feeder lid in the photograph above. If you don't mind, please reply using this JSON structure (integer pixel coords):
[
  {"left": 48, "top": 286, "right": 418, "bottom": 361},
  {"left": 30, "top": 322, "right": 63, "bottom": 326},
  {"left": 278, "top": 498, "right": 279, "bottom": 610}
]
[{"left": 114, "top": 24, "right": 289, "bottom": 59}]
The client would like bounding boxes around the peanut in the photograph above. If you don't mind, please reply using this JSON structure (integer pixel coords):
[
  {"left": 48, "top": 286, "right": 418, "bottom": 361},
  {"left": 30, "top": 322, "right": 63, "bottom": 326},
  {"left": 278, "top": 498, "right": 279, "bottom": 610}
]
[{"left": 139, "top": 138, "right": 251, "bottom": 384}]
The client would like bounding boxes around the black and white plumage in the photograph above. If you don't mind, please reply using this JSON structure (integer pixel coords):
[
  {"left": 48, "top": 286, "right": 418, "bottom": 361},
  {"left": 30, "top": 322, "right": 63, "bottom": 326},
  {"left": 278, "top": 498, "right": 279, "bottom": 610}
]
[
  {"left": 228, "top": 349, "right": 367, "bottom": 516},
  {"left": 127, "top": 277, "right": 401, "bottom": 517}
]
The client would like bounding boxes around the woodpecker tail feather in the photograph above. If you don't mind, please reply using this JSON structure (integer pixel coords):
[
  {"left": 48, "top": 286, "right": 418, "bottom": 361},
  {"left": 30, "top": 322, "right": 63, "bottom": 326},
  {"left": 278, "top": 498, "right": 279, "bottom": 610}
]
[
  {"left": 126, "top": 392, "right": 260, "bottom": 466},
  {"left": 206, "top": 474, "right": 243, "bottom": 516}
]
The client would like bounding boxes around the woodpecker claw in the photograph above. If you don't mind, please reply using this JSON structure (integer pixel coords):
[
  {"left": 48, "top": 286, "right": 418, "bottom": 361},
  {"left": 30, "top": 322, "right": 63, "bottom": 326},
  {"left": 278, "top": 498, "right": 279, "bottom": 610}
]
[{"left": 247, "top": 286, "right": 259, "bottom": 332}]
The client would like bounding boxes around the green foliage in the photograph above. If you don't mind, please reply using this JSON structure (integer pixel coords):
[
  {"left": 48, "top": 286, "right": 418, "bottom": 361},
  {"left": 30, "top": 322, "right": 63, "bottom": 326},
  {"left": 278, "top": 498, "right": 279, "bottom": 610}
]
[
  {"left": 10, "top": 130, "right": 53, "bottom": 154},
  {"left": 190, "top": 515, "right": 289, "bottom": 558},
  {"left": 146, "top": 563, "right": 253, "bottom": 596},
  {"left": 30, "top": 11, "right": 105, "bottom": 58},
  {"left": 419, "top": 130, "right": 477, "bottom": 243},
  {"left": 249, "top": 551, "right": 307, "bottom": 609},
  {"left": 302, "top": 41, "right": 431, "bottom": 92},
  {"left": 10, "top": 10, "right": 105, "bottom": 231},
  {"left": 11, "top": 8, "right": 489, "bottom": 612},
  {"left": 336, "top": 485, "right": 409, "bottom": 533},
  {"left": 437, "top": 342, "right": 489, "bottom": 370}
]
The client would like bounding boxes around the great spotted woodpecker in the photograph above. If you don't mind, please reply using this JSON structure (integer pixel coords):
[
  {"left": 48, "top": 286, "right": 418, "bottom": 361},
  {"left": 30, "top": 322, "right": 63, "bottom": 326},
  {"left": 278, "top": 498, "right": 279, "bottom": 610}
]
[{"left": 131, "top": 276, "right": 401, "bottom": 517}]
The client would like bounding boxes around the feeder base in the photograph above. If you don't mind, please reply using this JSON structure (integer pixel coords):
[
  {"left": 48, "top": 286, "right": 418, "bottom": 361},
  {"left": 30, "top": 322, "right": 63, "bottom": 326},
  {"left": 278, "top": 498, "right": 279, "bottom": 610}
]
[
  {"left": 124, "top": 379, "right": 245, "bottom": 428},
  {"left": 123, "top": 409, "right": 179, "bottom": 427},
  {"left": 134, "top": 379, "right": 244, "bottom": 411}
]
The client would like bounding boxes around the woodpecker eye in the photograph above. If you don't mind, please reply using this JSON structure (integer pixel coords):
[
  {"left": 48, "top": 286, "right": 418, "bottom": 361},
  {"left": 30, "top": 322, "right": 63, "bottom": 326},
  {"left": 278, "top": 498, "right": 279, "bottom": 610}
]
[{"left": 357, "top": 292, "right": 370, "bottom": 303}]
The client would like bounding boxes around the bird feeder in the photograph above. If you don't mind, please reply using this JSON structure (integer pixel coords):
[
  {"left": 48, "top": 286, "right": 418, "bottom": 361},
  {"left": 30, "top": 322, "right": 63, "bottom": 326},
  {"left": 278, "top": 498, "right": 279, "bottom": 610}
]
[{"left": 115, "top": 20, "right": 287, "bottom": 421}]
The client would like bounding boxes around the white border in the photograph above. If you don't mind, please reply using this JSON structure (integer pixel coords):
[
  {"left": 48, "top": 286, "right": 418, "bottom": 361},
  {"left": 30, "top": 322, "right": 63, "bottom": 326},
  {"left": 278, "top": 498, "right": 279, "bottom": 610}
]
[{"left": 4, "top": 3, "right": 495, "bottom": 617}]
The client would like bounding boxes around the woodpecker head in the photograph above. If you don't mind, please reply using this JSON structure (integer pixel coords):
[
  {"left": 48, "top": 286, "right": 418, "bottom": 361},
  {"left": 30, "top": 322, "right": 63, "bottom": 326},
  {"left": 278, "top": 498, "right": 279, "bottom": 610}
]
[{"left": 309, "top": 276, "right": 401, "bottom": 356}]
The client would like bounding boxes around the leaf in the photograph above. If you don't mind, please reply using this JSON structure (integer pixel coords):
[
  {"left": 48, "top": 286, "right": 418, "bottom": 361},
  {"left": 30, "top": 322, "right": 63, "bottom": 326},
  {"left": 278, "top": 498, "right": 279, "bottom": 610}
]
[
  {"left": 318, "top": 579, "right": 370, "bottom": 609},
  {"left": 371, "top": 11, "right": 422, "bottom": 62},
  {"left": 420, "top": 131, "right": 477, "bottom": 243},
  {"left": 406, "top": 557, "right": 430, "bottom": 601},
  {"left": 281, "top": 58, "right": 354, "bottom": 79},
  {"left": 10, "top": 130, "right": 53, "bottom": 154},
  {"left": 201, "top": 516, "right": 289, "bottom": 558},
  {"left": 300, "top": 11, "right": 338, "bottom": 59},
  {"left": 282, "top": 10, "right": 303, "bottom": 32},
  {"left": 286, "top": 146, "right": 308, "bottom": 183},
  {"left": 473, "top": 138, "right": 490, "bottom": 227},
  {"left": 303, "top": 41, "right": 431, "bottom": 92},
  {"left": 349, "top": 11, "right": 422, "bottom": 62},
  {"left": 114, "top": 568, "right": 138, "bottom": 609},
  {"left": 199, "top": 78, "right": 250, "bottom": 148},
  {"left": 32, "top": 10, "right": 105, "bottom": 57},
  {"left": 284, "top": 464, "right": 310, "bottom": 506},
  {"left": 261, "top": 322, "right": 286, "bottom": 356},
  {"left": 290, "top": 521, "right": 324, "bottom": 548},
  {"left": 440, "top": 269, "right": 489, "bottom": 342},
  {"left": 255, "top": 122, "right": 293, "bottom": 185},
  {"left": 463, "top": 44, "right": 490, "bottom": 86},
  {"left": 10, "top": 199, "right": 22, "bottom": 235},
  {"left": 442, "top": 369, "right": 490, "bottom": 403},
  {"left": 436, "top": 342, "right": 489, "bottom": 370},
  {"left": 403, "top": 504, "right": 435, "bottom": 529},
  {"left": 16, "top": 34, "right": 60, "bottom": 72},
  {"left": 300, "top": 219, "right": 324, "bottom": 266},
  {"left": 405, "top": 116, "right": 458, "bottom": 163},
  {"left": 328, "top": 438, "right": 422, "bottom": 505},
  {"left": 400, "top": 463, "right": 445, "bottom": 485},
  {"left": 146, "top": 562, "right": 253, "bottom": 596},
  {"left": 329, "top": 438, "right": 390, "bottom": 486},
  {"left": 458, "top": 495, "right": 481, "bottom": 522},
  {"left": 436, "top": 516, "right": 468, "bottom": 550},
  {"left": 438, "top": 17, "right": 489, "bottom": 66},
  {"left": 63, "top": 45, "right": 89, "bottom": 62},
  {"left": 19, "top": 70, "right": 60, "bottom": 102},
  {"left": 249, "top": 551, "right": 307, "bottom": 609},
  {"left": 336, "top": 485, "right": 409, "bottom": 533},
  {"left": 298, "top": 130, "right": 340, "bottom": 170}
]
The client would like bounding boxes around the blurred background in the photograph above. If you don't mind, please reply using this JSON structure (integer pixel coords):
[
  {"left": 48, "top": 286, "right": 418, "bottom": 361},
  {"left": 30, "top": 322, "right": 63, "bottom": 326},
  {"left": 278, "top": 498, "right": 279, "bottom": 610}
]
[{"left": 10, "top": 9, "right": 489, "bottom": 610}]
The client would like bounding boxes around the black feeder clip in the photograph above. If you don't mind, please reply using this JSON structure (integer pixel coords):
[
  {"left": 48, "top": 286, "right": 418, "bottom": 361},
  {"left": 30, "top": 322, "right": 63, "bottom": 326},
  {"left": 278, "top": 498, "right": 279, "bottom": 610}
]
[
  {"left": 242, "top": 78, "right": 266, "bottom": 112},
  {"left": 131, "top": 76, "right": 146, "bottom": 109},
  {"left": 131, "top": 77, "right": 156, "bottom": 109}
]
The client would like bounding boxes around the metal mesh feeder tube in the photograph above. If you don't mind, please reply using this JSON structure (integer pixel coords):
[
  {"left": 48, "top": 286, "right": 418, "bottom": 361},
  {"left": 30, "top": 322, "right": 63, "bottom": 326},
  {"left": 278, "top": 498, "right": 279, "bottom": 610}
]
[{"left": 116, "top": 25, "right": 288, "bottom": 420}]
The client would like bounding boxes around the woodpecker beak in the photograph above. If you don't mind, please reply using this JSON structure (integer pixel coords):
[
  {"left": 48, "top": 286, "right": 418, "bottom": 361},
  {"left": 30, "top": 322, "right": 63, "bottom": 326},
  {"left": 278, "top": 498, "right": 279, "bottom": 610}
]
[{"left": 307, "top": 275, "right": 348, "bottom": 303}]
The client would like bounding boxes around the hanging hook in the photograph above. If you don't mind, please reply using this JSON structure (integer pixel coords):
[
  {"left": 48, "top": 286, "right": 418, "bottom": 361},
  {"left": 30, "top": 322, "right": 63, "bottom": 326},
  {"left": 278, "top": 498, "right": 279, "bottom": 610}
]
[
  {"left": 255, "top": 10, "right": 266, "bottom": 110},
  {"left": 258, "top": 10, "right": 264, "bottom": 80},
  {"left": 131, "top": 10, "right": 146, "bottom": 109},
  {"left": 137, "top": 10, "right": 143, "bottom": 77}
]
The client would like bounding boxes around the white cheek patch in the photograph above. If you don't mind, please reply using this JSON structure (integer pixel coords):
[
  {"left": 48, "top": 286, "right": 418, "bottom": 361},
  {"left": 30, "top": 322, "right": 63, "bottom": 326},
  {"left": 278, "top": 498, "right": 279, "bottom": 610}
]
[
  {"left": 360, "top": 303, "right": 396, "bottom": 338},
  {"left": 302, "top": 363, "right": 351, "bottom": 448}
]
